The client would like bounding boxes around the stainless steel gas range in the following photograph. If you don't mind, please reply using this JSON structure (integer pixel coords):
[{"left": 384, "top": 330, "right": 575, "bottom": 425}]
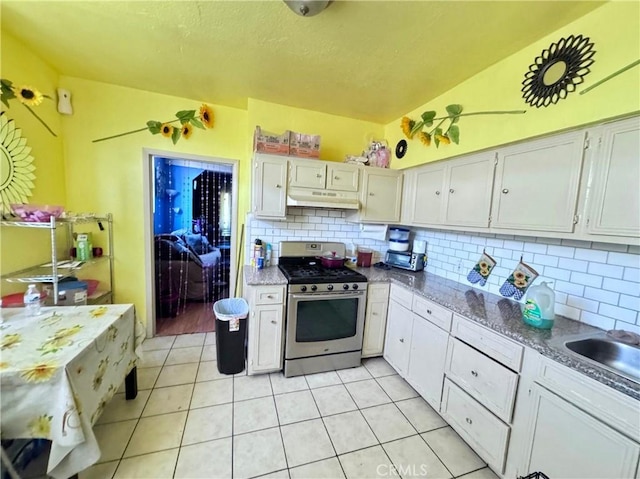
[{"left": 278, "top": 241, "right": 368, "bottom": 377}]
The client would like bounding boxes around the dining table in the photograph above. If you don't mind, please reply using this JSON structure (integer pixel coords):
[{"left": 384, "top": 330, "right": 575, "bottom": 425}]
[{"left": 0, "top": 304, "right": 145, "bottom": 479}]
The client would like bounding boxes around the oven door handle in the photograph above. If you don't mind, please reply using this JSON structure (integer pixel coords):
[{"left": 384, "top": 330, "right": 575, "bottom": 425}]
[{"left": 290, "top": 291, "right": 365, "bottom": 301}]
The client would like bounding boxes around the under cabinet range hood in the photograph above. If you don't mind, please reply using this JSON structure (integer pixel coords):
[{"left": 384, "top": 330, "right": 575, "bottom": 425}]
[{"left": 286, "top": 186, "right": 360, "bottom": 210}]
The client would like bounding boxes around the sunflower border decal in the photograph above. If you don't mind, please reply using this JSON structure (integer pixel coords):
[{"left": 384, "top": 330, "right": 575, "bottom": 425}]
[
  {"left": 522, "top": 34, "right": 595, "bottom": 108},
  {"left": 0, "top": 113, "right": 36, "bottom": 217}
]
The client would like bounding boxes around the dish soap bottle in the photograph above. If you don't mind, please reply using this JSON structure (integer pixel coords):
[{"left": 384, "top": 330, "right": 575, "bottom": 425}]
[{"left": 523, "top": 281, "right": 555, "bottom": 329}]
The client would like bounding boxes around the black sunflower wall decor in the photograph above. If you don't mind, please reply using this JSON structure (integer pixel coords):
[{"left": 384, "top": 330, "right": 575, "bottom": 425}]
[{"left": 522, "top": 34, "right": 595, "bottom": 108}]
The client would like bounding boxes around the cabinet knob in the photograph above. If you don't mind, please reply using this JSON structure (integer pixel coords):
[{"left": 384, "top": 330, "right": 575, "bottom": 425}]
[
  {"left": 267, "top": 295, "right": 273, "bottom": 298},
  {"left": 276, "top": 184, "right": 281, "bottom": 188},
  {"left": 334, "top": 176, "right": 340, "bottom": 180},
  {"left": 316, "top": 174, "right": 322, "bottom": 178},
  {"left": 502, "top": 188, "right": 509, "bottom": 194},
  {"left": 465, "top": 417, "right": 473, "bottom": 425},
  {"left": 426, "top": 309, "right": 432, "bottom": 315},
  {"left": 369, "top": 192, "right": 374, "bottom": 196},
  {"left": 471, "top": 370, "right": 478, "bottom": 377},
  {"left": 399, "top": 338, "right": 404, "bottom": 343},
  {"left": 271, "top": 320, "right": 277, "bottom": 324},
  {"left": 435, "top": 191, "right": 440, "bottom": 196},
  {"left": 449, "top": 188, "right": 455, "bottom": 194}
]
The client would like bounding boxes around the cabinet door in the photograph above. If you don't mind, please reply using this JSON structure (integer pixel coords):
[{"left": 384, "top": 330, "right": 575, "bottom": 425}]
[
  {"left": 383, "top": 299, "right": 412, "bottom": 376},
  {"left": 587, "top": 117, "right": 640, "bottom": 237},
  {"left": 406, "top": 314, "right": 449, "bottom": 409},
  {"left": 254, "top": 156, "right": 287, "bottom": 218},
  {"left": 410, "top": 162, "right": 446, "bottom": 225},
  {"left": 363, "top": 283, "right": 390, "bottom": 358},
  {"left": 289, "top": 160, "right": 326, "bottom": 188},
  {"left": 361, "top": 170, "right": 403, "bottom": 223},
  {"left": 492, "top": 131, "right": 585, "bottom": 232},
  {"left": 444, "top": 153, "right": 494, "bottom": 227},
  {"left": 327, "top": 163, "right": 359, "bottom": 192},
  {"left": 248, "top": 304, "right": 284, "bottom": 374},
  {"left": 523, "top": 383, "right": 640, "bottom": 479}
]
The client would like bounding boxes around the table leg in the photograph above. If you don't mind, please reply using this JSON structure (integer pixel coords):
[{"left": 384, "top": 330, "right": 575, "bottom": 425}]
[{"left": 125, "top": 367, "right": 138, "bottom": 400}]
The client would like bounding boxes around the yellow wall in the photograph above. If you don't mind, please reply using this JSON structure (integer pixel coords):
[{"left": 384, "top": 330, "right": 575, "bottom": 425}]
[
  {"left": 0, "top": 31, "right": 66, "bottom": 296},
  {"left": 385, "top": 2, "right": 640, "bottom": 169},
  {"left": 248, "top": 98, "right": 384, "bottom": 162},
  {"left": 58, "top": 77, "right": 248, "bottom": 323}
]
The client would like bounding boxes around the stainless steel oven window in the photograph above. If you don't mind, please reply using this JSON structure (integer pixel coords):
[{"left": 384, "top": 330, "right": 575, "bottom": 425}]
[{"left": 295, "top": 297, "right": 359, "bottom": 342}]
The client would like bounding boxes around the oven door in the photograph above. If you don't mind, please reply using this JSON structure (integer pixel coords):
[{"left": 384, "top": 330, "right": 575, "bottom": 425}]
[{"left": 285, "top": 289, "right": 366, "bottom": 359}]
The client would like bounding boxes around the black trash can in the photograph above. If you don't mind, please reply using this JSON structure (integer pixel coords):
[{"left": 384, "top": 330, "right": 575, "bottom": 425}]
[{"left": 214, "top": 298, "right": 249, "bottom": 374}]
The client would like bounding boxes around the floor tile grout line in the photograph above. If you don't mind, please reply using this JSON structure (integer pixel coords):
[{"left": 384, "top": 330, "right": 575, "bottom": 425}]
[
  {"left": 455, "top": 465, "right": 493, "bottom": 478},
  {"left": 269, "top": 372, "right": 291, "bottom": 475},
  {"left": 231, "top": 367, "right": 236, "bottom": 479}
]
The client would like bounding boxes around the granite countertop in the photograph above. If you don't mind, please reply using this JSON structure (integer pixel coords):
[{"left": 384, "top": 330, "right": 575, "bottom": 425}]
[{"left": 243, "top": 265, "right": 639, "bottom": 400}]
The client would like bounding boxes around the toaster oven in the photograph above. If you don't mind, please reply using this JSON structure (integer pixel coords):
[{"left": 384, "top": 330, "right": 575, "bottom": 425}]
[{"left": 385, "top": 250, "right": 426, "bottom": 271}]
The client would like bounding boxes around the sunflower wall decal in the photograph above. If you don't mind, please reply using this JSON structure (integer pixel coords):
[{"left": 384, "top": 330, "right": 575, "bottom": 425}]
[
  {"left": 0, "top": 79, "right": 57, "bottom": 137},
  {"left": 0, "top": 113, "right": 36, "bottom": 217},
  {"left": 93, "top": 104, "right": 215, "bottom": 144},
  {"left": 522, "top": 34, "right": 595, "bottom": 108}
]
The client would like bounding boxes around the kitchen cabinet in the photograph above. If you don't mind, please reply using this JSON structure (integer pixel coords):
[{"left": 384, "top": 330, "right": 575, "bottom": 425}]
[
  {"left": 586, "top": 116, "right": 640, "bottom": 238},
  {"left": 520, "top": 383, "right": 639, "bottom": 479},
  {"left": 491, "top": 130, "right": 585, "bottom": 233},
  {"left": 401, "top": 152, "right": 493, "bottom": 228},
  {"left": 348, "top": 167, "right": 403, "bottom": 223},
  {"left": 288, "top": 158, "right": 359, "bottom": 192},
  {"left": 362, "top": 283, "right": 390, "bottom": 358},
  {"left": 245, "top": 284, "right": 286, "bottom": 374},
  {"left": 253, "top": 154, "right": 288, "bottom": 219},
  {"left": 383, "top": 287, "right": 413, "bottom": 376},
  {"left": 407, "top": 312, "right": 449, "bottom": 409},
  {"left": 1, "top": 214, "right": 114, "bottom": 305}
]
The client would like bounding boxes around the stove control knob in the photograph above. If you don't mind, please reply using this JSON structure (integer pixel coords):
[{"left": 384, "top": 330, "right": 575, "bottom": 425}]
[
  {"left": 327, "top": 284, "right": 334, "bottom": 291},
  {"left": 343, "top": 284, "right": 349, "bottom": 290},
  {"left": 352, "top": 284, "right": 359, "bottom": 290},
  {"left": 300, "top": 286, "right": 307, "bottom": 292},
  {"left": 311, "top": 285, "right": 318, "bottom": 292}
]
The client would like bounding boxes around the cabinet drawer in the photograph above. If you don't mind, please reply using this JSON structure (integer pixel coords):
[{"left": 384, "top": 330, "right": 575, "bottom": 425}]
[
  {"left": 368, "top": 283, "right": 390, "bottom": 297},
  {"left": 389, "top": 283, "right": 413, "bottom": 305},
  {"left": 446, "top": 338, "right": 518, "bottom": 423},
  {"left": 451, "top": 315, "right": 523, "bottom": 371},
  {"left": 412, "top": 295, "right": 452, "bottom": 331},
  {"left": 254, "top": 286, "right": 285, "bottom": 305},
  {"left": 441, "top": 378, "right": 510, "bottom": 473}
]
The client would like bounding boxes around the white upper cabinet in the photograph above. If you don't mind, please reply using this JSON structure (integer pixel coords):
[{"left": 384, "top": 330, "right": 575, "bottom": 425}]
[
  {"left": 405, "top": 162, "right": 446, "bottom": 226},
  {"left": 444, "top": 153, "right": 495, "bottom": 227},
  {"left": 253, "top": 154, "right": 288, "bottom": 218},
  {"left": 326, "top": 163, "right": 359, "bottom": 192},
  {"left": 586, "top": 116, "right": 640, "bottom": 237},
  {"left": 289, "top": 159, "right": 326, "bottom": 188},
  {"left": 491, "top": 130, "right": 585, "bottom": 232},
  {"left": 348, "top": 168, "right": 403, "bottom": 223}
]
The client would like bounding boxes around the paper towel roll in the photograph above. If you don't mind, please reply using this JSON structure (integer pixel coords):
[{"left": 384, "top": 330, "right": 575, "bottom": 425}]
[
  {"left": 359, "top": 224, "right": 388, "bottom": 241},
  {"left": 413, "top": 239, "right": 427, "bottom": 254}
]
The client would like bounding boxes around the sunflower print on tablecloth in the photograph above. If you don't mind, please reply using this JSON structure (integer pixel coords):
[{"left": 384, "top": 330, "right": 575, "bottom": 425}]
[
  {"left": 90, "top": 306, "right": 109, "bottom": 318},
  {"left": 1, "top": 333, "right": 22, "bottom": 350},
  {"left": 28, "top": 414, "right": 53, "bottom": 437},
  {"left": 107, "top": 324, "right": 118, "bottom": 342},
  {"left": 38, "top": 324, "right": 83, "bottom": 354},
  {"left": 39, "top": 312, "right": 64, "bottom": 327},
  {"left": 21, "top": 360, "right": 58, "bottom": 383},
  {"left": 0, "top": 361, "right": 9, "bottom": 370},
  {"left": 93, "top": 357, "right": 110, "bottom": 390}
]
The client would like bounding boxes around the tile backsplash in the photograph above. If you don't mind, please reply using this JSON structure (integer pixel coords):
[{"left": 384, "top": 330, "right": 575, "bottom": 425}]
[{"left": 246, "top": 208, "right": 640, "bottom": 332}]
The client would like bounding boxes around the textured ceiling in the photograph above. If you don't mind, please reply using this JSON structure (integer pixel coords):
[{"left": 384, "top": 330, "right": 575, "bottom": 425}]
[{"left": 2, "top": 0, "right": 603, "bottom": 123}]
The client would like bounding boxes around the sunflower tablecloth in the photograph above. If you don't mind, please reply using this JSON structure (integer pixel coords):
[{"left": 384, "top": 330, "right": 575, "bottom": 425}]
[{"left": 0, "top": 304, "right": 145, "bottom": 479}]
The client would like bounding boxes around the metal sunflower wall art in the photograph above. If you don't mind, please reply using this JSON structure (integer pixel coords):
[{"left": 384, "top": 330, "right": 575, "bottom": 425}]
[
  {"left": 522, "top": 34, "right": 595, "bottom": 108},
  {"left": 0, "top": 113, "right": 36, "bottom": 216}
]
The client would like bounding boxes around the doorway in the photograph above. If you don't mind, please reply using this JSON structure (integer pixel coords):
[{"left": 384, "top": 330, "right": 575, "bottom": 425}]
[{"left": 142, "top": 149, "right": 238, "bottom": 338}]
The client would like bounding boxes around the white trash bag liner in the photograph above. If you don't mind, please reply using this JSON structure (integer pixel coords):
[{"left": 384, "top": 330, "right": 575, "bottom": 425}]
[{"left": 214, "top": 298, "right": 249, "bottom": 321}]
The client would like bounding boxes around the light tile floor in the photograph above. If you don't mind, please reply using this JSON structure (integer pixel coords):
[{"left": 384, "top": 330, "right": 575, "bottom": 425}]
[{"left": 82, "top": 333, "right": 500, "bottom": 479}]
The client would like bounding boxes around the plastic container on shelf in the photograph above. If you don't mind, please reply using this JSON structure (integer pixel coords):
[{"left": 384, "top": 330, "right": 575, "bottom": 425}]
[
  {"left": 388, "top": 227, "right": 410, "bottom": 241},
  {"left": 24, "top": 284, "right": 42, "bottom": 316},
  {"left": 214, "top": 298, "right": 249, "bottom": 374},
  {"left": 388, "top": 239, "right": 410, "bottom": 252}
]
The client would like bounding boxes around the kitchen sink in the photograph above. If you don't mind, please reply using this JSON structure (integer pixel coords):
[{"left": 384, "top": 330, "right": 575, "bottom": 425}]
[{"left": 559, "top": 332, "right": 640, "bottom": 383}]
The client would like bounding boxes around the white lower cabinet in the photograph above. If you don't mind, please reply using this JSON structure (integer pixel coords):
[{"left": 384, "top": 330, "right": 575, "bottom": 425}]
[
  {"left": 521, "top": 383, "right": 640, "bottom": 479},
  {"left": 383, "top": 298, "right": 412, "bottom": 376},
  {"left": 442, "top": 378, "right": 510, "bottom": 473},
  {"left": 245, "top": 284, "right": 286, "bottom": 375},
  {"left": 406, "top": 314, "right": 449, "bottom": 409},
  {"left": 362, "top": 283, "right": 390, "bottom": 357}
]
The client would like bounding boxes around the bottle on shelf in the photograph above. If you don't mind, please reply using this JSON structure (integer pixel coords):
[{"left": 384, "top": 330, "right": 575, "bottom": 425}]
[{"left": 24, "top": 284, "right": 42, "bottom": 316}]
